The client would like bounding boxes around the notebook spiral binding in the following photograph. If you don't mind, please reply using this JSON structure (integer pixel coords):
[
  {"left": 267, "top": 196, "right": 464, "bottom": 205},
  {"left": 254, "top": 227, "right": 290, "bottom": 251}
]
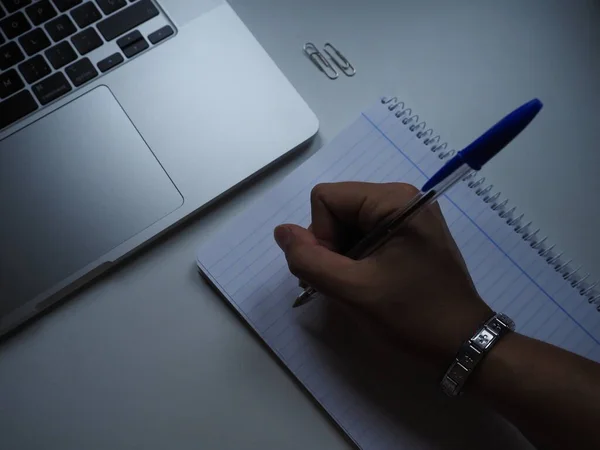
[{"left": 381, "top": 96, "right": 600, "bottom": 310}]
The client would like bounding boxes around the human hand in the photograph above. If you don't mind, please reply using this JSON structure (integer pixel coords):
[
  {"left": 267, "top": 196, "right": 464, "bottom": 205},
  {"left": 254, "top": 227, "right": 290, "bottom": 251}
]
[{"left": 273, "top": 182, "right": 492, "bottom": 368}]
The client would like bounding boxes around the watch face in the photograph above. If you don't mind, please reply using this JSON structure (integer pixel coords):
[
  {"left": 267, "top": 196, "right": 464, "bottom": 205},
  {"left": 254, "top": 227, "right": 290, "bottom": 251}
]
[{"left": 497, "top": 313, "right": 516, "bottom": 331}]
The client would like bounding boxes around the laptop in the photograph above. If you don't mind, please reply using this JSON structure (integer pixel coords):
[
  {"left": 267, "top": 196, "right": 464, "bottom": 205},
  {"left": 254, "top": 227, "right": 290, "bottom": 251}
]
[{"left": 0, "top": 0, "right": 318, "bottom": 336}]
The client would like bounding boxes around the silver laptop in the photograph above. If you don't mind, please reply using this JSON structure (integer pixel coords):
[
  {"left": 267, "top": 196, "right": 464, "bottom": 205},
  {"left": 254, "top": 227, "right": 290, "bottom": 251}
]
[{"left": 0, "top": 0, "right": 318, "bottom": 336}]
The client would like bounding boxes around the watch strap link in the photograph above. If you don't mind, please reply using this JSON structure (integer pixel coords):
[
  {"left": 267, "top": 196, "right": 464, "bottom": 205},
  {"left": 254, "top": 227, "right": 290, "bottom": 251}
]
[{"left": 441, "top": 313, "right": 515, "bottom": 397}]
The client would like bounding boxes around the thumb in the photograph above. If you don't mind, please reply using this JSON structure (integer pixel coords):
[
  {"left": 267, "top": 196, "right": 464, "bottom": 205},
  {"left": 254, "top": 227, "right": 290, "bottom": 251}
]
[{"left": 274, "top": 224, "right": 367, "bottom": 301}]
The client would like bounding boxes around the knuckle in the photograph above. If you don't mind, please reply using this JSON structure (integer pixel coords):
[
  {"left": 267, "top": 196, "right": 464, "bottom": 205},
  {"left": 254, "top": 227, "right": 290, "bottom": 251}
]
[
  {"left": 310, "top": 183, "right": 331, "bottom": 203},
  {"left": 381, "top": 182, "right": 419, "bottom": 206},
  {"left": 369, "top": 183, "right": 420, "bottom": 218},
  {"left": 396, "top": 182, "right": 419, "bottom": 196}
]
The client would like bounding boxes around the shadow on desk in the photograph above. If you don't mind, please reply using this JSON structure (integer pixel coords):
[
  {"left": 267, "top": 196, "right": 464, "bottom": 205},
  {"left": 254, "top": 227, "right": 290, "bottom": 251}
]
[{"left": 292, "top": 299, "right": 533, "bottom": 450}]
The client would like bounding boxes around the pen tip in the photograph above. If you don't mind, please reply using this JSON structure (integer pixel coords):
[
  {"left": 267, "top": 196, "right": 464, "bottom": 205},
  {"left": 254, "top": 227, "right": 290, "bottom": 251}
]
[{"left": 293, "top": 290, "right": 313, "bottom": 308}]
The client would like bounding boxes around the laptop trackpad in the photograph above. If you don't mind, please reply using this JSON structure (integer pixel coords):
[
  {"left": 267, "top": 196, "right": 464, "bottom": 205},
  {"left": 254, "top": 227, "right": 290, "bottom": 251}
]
[{"left": 0, "top": 86, "right": 183, "bottom": 317}]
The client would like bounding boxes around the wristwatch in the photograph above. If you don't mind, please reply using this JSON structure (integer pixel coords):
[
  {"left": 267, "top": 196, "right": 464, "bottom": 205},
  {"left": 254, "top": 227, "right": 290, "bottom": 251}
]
[{"left": 441, "top": 312, "right": 515, "bottom": 397}]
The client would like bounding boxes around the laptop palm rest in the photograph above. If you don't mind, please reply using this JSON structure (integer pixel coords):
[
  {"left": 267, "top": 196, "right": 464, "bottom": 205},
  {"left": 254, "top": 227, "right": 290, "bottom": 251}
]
[{"left": 0, "top": 86, "right": 183, "bottom": 318}]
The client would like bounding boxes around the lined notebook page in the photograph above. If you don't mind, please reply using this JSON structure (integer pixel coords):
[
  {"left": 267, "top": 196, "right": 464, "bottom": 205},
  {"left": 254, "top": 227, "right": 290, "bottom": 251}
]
[{"left": 197, "top": 101, "right": 600, "bottom": 449}]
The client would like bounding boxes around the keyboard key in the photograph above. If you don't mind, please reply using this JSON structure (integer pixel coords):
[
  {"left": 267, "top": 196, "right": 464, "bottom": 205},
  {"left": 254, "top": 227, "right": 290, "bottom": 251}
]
[
  {"left": 32, "top": 71, "right": 71, "bottom": 104},
  {"left": 0, "top": 41, "right": 25, "bottom": 70},
  {"left": 18, "top": 54, "right": 51, "bottom": 83},
  {"left": 122, "top": 35, "right": 146, "bottom": 57},
  {"left": 115, "top": 30, "right": 147, "bottom": 59},
  {"left": 0, "top": 12, "right": 32, "bottom": 39},
  {"left": 116, "top": 29, "right": 140, "bottom": 48},
  {"left": 71, "top": 26, "right": 101, "bottom": 54},
  {"left": 97, "top": 51, "right": 122, "bottom": 72},
  {"left": 51, "top": 0, "right": 81, "bottom": 12},
  {"left": 97, "top": 0, "right": 158, "bottom": 41},
  {"left": 0, "top": 68, "right": 24, "bottom": 98},
  {"left": 148, "top": 25, "right": 172, "bottom": 44},
  {"left": 25, "top": 0, "right": 57, "bottom": 25},
  {"left": 1, "top": 0, "right": 32, "bottom": 14},
  {"left": 70, "top": 1, "right": 100, "bottom": 28},
  {"left": 44, "top": 40, "right": 76, "bottom": 68},
  {"left": 65, "top": 56, "right": 96, "bottom": 86},
  {"left": 18, "top": 28, "right": 51, "bottom": 55},
  {"left": 96, "top": 0, "right": 125, "bottom": 15},
  {"left": 0, "top": 89, "right": 38, "bottom": 129},
  {"left": 45, "top": 14, "right": 76, "bottom": 41}
]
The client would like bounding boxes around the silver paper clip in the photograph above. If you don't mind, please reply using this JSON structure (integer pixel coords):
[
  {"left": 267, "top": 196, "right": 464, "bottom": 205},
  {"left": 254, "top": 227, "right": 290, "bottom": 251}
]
[
  {"left": 303, "top": 42, "right": 339, "bottom": 80},
  {"left": 323, "top": 43, "right": 356, "bottom": 77}
]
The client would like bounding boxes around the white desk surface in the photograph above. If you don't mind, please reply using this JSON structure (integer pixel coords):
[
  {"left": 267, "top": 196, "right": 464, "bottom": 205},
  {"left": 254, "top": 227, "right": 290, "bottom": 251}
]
[{"left": 1, "top": 1, "right": 599, "bottom": 448}]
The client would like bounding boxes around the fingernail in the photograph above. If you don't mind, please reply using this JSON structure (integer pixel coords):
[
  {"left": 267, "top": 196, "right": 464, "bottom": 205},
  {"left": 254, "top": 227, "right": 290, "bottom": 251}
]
[{"left": 274, "top": 226, "right": 292, "bottom": 251}]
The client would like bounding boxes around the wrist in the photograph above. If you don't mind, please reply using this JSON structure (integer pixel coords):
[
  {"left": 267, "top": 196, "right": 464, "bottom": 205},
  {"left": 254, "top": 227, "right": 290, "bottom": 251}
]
[{"left": 470, "top": 331, "right": 522, "bottom": 392}]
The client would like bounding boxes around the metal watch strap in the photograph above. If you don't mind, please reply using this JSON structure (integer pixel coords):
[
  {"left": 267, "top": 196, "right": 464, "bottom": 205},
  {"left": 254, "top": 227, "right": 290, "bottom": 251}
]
[{"left": 441, "top": 313, "right": 515, "bottom": 397}]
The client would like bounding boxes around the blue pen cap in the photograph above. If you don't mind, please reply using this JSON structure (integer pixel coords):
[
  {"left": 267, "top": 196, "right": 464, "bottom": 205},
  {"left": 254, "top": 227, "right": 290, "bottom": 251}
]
[
  {"left": 459, "top": 98, "right": 543, "bottom": 170},
  {"left": 421, "top": 98, "right": 543, "bottom": 192}
]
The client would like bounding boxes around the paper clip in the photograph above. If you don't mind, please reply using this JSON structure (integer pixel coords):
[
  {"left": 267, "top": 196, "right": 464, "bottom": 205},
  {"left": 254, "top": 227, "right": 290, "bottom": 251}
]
[
  {"left": 323, "top": 43, "right": 356, "bottom": 77},
  {"left": 304, "top": 42, "right": 339, "bottom": 80}
]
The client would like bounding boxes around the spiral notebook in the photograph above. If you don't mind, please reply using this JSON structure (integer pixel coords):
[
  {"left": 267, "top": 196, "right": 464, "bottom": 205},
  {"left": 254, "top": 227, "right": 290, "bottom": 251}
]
[{"left": 196, "top": 97, "right": 600, "bottom": 449}]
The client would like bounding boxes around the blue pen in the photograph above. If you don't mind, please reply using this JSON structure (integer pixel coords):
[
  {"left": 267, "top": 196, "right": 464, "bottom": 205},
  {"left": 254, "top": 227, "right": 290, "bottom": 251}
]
[{"left": 293, "top": 98, "right": 544, "bottom": 308}]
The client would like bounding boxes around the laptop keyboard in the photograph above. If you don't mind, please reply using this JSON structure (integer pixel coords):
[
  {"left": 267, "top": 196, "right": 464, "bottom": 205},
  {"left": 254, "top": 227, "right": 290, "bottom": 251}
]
[{"left": 0, "top": 0, "right": 174, "bottom": 131}]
